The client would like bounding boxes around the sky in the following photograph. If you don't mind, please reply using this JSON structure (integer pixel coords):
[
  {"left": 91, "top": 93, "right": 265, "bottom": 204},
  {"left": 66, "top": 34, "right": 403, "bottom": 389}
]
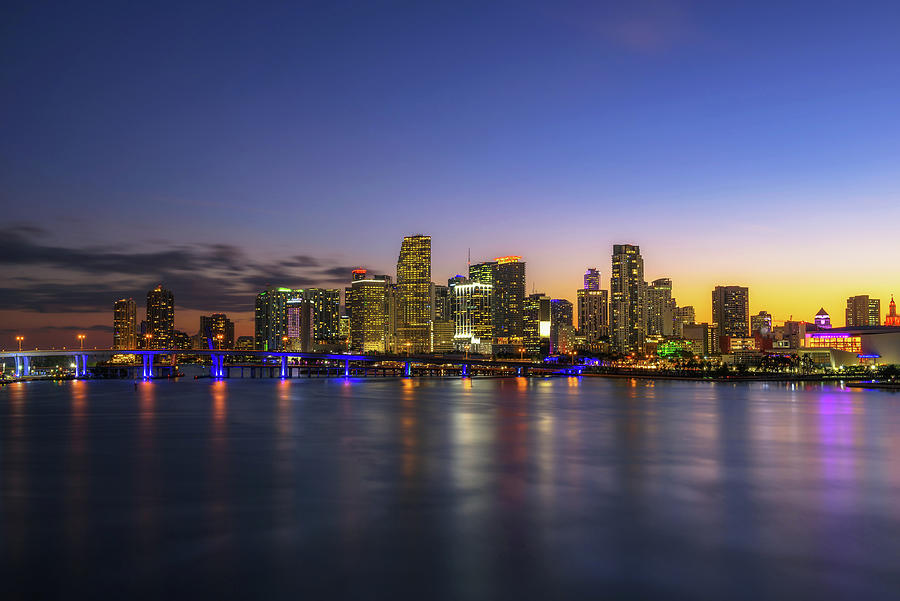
[{"left": 2, "top": 1, "right": 900, "bottom": 347}]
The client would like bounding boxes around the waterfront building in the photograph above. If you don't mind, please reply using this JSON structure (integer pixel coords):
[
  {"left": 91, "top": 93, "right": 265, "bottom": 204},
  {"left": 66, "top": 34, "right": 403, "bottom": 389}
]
[
  {"left": 610, "top": 244, "right": 646, "bottom": 354},
  {"left": 432, "top": 284, "right": 451, "bottom": 321},
  {"left": 675, "top": 305, "right": 695, "bottom": 337},
  {"left": 350, "top": 274, "right": 392, "bottom": 353},
  {"left": 584, "top": 268, "right": 601, "bottom": 291},
  {"left": 886, "top": 297, "right": 900, "bottom": 327},
  {"left": 453, "top": 282, "right": 493, "bottom": 354},
  {"left": 683, "top": 322, "right": 718, "bottom": 357},
  {"left": 199, "top": 313, "right": 234, "bottom": 349},
  {"left": 751, "top": 311, "right": 773, "bottom": 335},
  {"left": 305, "top": 288, "right": 341, "bottom": 343},
  {"left": 468, "top": 261, "right": 496, "bottom": 286},
  {"left": 846, "top": 295, "right": 881, "bottom": 327},
  {"left": 235, "top": 336, "right": 254, "bottom": 350},
  {"left": 491, "top": 257, "right": 526, "bottom": 342},
  {"left": 113, "top": 298, "right": 137, "bottom": 350},
  {"left": 523, "top": 293, "right": 551, "bottom": 357},
  {"left": 430, "top": 320, "right": 455, "bottom": 353},
  {"left": 577, "top": 288, "right": 608, "bottom": 349},
  {"left": 647, "top": 278, "right": 676, "bottom": 337},
  {"left": 814, "top": 308, "right": 832, "bottom": 329},
  {"left": 396, "top": 235, "right": 432, "bottom": 353},
  {"left": 285, "top": 293, "right": 314, "bottom": 352},
  {"left": 550, "top": 299, "right": 573, "bottom": 354},
  {"left": 712, "top": 285, "right": 750, "bottom": 353},
  {"left": 255, "top": 287, "right": 291, "bottom": 351},
  {"left": 146, "top": 285, "right": 175, "bottom": 350}
]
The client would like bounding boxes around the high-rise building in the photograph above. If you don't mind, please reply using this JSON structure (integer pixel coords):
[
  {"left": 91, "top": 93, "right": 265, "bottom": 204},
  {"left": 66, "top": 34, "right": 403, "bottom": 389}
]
[
  {"left": 350, "top": 274, "right": 392, "bottom": 353},
  {"left": 396, "top": 235, "right": 432, "bottom": 353},
  {"left": 285, "top": 293, "right": 314, "bottom": 351},
  {"left": 683, "top": 323, "right": 717, "bottom": 357},
  {"left": 432, "top": 284, "right": 451, "bottom": 321},
  {"left": 647, "top": 278, "right": 675, "bottom": 337},
  {"left": 674, "top": 305, "right": 695, "bottom": 337},
  {"left": 814, "top": 308, "right": 832, "bottom": 329},
  {"left": 255, "top": 286, "right": 290, "bottom": 351},
  {"left": 577, "top": 288, "right": 608, "bottom": 349},
  {"left": 886, "top": 297, "right": 900, "bottom": 327},
  {"left": 199, "top": 313, "right": 235, "bottom": 349},
  {"left": 750, "top": 310, "right": 772, "bottom": 335},
  {"left": 468, "top": 261, "right": 496, "bottom": 286},
  {"left": 584, "top": 268, "right": 601, "bottom": 291},
  {"left": 712, "top": 286, "right": 750, "bottom": 353},
  {"left": 453, "top": 282, "right": 493, "bottom": 354},
  {"left": 306, "top": 288, "right": 341, "bottom": 342},
  {"left": 491, "top": 256, "right": 526, "bottom": 342},
  {"left": 523, "top": 293, "right": 551, "bottom": 357},
  {"left": 550, "top": 299, "right": 573, "bottom": 354},
  {"left": 610, "top": 244, "right": 645, "bottom": 354},
  {"left": 113, "top": 298, "right": 137, "bottom": 350},
  {"left": 146, "top": 285, "right": 175, "bottom": 350},
  {"left": 846, "top": 295, "right": 881, "bottom": 327}
]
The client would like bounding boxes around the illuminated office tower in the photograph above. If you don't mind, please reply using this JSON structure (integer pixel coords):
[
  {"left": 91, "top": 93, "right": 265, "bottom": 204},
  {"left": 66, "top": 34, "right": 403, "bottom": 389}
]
[
  {"left": 577, "top": 288, "right": 608, "bottom": 349},
  {"left": 146, "top": 285, "right": 175, "bottom": 350},
  {"left": 523, "top": 293, "right": 551, "bottom": 357},
  {"left": 432, "top": 284, "right": 451, "bottom": 321},
  {"left": 468, "top": 261, "right": 496, "bottom": 286},
  {"left": 453, "top": 282, "right": 493, "bottom": 354},
  {"left": 285, "top": 292, "right": 314, "bottom": 351},
  {"left": 845, "top": 295, "right": 881, "bottom": 327},
  {"left": 885, "top": 297, "right": 900, "bottom": 327},
  {"left": 199, "top": 313, "right": 234, "bottom": 349},
  {"left": 647, "top": 278, "right": 675, "bottom": 337},
  {"left": 711, "top": 285, "right": 750, "bottom": 353},
  {"left": 584, "top": 268, "right": 601, "bottom": 291},
  {"left": 396, "top": 235, "right": 432, "bottom": 352},
  {"left": 345, "top": 269, "right": 368, "bottom": 322},
  {"left": 750, "top": 310, "right": 772, "bottom": 335},
  {"left": 550, "top": 299, "right": 573, "bottom": 353},
  {"left": 491, "top": 256, "right": 526, "bottom": 342},
  {"left": 675, "top": 306, "right": 695, "bottom": 329},
  {"left": 255, "top": 286, "right": 290, "bottom": 351},
  {"left": 306, "top": 288, "right": 341, "bottom": 342},
  {"left": 113, "top": 298, "right": 137, "bottom": 350},
  {"left": 350, "top": 274, "right": 392, "bottom": 353},
  {"left": 610, "top": 244, "right": 645, "bottom": 354}
]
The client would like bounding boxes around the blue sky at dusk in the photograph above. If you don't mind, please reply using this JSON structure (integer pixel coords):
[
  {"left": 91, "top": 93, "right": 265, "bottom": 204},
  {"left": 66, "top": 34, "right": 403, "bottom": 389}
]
[{"left": 2, "top": 1, "right": 899, "bottom": 344}]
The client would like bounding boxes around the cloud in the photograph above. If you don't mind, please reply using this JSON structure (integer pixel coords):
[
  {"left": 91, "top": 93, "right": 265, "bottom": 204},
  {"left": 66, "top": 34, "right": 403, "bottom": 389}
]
[{"left": 0, "top": 225, "right": 379, "bottom": 314}]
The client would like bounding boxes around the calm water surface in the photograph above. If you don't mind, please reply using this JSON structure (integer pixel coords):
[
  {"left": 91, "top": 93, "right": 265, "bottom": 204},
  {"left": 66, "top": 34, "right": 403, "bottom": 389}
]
[{"left": 2, "top": 377, "right": 900, "bottom": 599}]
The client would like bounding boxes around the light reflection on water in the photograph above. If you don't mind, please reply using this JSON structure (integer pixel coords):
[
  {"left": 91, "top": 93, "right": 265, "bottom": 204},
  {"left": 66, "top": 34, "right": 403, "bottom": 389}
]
[{"left": 2, "top": 378, "right": 900, "bottom": 599}]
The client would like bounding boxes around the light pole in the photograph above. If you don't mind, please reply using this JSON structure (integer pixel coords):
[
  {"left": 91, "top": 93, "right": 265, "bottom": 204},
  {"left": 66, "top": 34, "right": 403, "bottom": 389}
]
[
  {"left": 519, "top": 347, "right": 525, "bottom": 360},
  {"left": 465, "top": 344, "right": 470, "bottom": 360},
  {"left": 77, "top": 334, "right": 85, "bottom": 350},
  {"left": 216, "top": 333, "right": 224, "bottom": 350},
  {"left": 144, "top": 333, "right": 152, "bottom": 350},
  {"left": 406, "top": 342, "right": 411, "bottom": 357},
  {"left": 282, "top": 335, "right": 289, "bottom": 351},
  {"left": 16, "top": 336, "right": 24, "bottom": 352}
]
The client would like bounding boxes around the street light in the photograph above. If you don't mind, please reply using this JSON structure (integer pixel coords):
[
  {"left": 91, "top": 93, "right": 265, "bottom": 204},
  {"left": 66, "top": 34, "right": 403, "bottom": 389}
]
[
  {"left": 216, "top": 333, "right": 224, "bottom": 350},
  {"left": 406, "top": 341, "right": 411, "bottom": 357},
  {"left": 144, "top": 333, "right": 152, "bottom": 349},
  {"left": 77, "top": 334, "right": 85, "bottom": 350},
  {"left": 518, "top": 347, "right": 525, "bottom": 360},
  {"left": 15, "top": 336, "right": 23, "bottom": 352},
  {"left": 282, "top": 335, "right": 289, "bottom": 350}
]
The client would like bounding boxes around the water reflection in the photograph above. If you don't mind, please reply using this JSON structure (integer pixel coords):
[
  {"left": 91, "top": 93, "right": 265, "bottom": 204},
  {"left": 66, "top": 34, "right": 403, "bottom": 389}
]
[{"left": 2, "top": 379, "right": 900, "bottom": 599}]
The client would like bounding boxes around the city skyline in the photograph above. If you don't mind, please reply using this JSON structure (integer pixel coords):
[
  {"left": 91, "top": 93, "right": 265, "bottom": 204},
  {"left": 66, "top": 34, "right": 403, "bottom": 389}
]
[
  {"left": 2, "top": 229, "right": 898, "bottom": 348},
  {"left": 3, "top": 2, "right": 900, "bottom": 346}
]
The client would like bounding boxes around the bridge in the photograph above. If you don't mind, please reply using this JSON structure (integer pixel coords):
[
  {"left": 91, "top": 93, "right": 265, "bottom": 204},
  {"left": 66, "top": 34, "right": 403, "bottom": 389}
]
[{"left": 0, "top": 348, "right": 576, "bottom": 380}]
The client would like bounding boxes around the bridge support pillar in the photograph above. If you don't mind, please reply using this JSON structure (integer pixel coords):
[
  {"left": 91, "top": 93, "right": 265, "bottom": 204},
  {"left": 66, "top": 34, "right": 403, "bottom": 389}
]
[
  {"left": 405, "top": 361, "right": 411, "bottom": 377},
  {"left": 82, "top": 355, "right": 88, "bottom": 377},
  {"left": 344, "top": 359, "right": 350, "bottom": 377},
  {"left": 461, "top": 364, "right": 468, "bottom": 378},
  {"left": 281, "top": 356, "right": 287, "bottom": 378},
  {"left": 22, "top": 357, "right": 30, "bottom": 377},
  {"left": 15, "top": 355, "right": 21, "bottom": 378}
]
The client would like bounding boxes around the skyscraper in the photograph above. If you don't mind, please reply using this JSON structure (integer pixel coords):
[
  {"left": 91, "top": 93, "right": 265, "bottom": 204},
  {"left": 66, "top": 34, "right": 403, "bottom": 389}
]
[
  {"left": 199, "top": 313, "right": 234, "bottom": 349},
  {"left": 255, "top": 286, "right": 290, "bottom": 351},
  {"left": 846, "top": 295, "right": 881, "bottom": 327},
  {"left": 453, "top": 282, "right": 493, "bottom": 354},
  {"left": 550, "top": 299, "right": 573, "bottom": 353},
  {"left": 610, "top": 244, "right": 645, "bottom": 354},
  {"left": 712, "top": 286, "right": 750, "bottom": 353},
  {"left": 491, "top": 256, "right": 526, "bottom": 342},
  {"left": 584, "top": 268, "right": 601, "bottom": 291},
  {"left": 350, "top": 274, "right": 392, "bottom": 353},
  {"left": 674, "top": 305, "right": 695, "bottom": 337},
  {"left": 577, "top": 288, "right": 608, "bottom": 349},
  {"left": 396, "top": 235, "right": 432, "bottom": 352},
  {"left": 146, "top": 285, "right": 175, "bottom": 350},
  {"left": 113, "top": 298, "right": 136, "bottom": 350},
  {"left": 306, "top": 288, "right": 342, "bottom": 342},
  {"left": 646, "top": 278, "right": 675, "bottom": 337},
  {"left": 468, "top": 261, "right": 495, "bottom": 286},
  {"left": 523, "top": 293, "right": 551, "bottom": 357}
]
